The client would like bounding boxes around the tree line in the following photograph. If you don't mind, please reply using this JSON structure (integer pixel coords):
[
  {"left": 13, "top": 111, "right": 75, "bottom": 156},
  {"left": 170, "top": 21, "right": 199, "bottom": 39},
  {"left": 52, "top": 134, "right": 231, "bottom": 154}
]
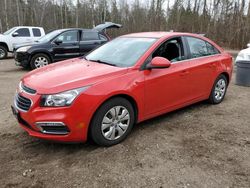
[{"left": 0, "top": 0, "right": 250, "bottom": 49}]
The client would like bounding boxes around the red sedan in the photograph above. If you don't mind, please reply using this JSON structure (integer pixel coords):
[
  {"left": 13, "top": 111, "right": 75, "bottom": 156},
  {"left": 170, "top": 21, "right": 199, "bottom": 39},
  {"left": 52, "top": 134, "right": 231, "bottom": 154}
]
[{"left": 12, "top": 32, "right": 233, "bottom": 146}]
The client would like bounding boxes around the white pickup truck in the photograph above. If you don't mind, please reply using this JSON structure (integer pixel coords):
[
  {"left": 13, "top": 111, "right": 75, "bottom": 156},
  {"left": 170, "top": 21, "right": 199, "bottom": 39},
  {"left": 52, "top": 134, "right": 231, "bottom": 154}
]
[{"left": 0, "top": 26, "right": 45, "bottom": 59}]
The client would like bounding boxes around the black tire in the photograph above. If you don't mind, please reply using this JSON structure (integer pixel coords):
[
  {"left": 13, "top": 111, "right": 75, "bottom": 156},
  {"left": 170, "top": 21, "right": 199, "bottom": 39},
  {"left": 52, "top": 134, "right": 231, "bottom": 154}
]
[
  {"left": 0, "top": 46, "right": 8, "bottom": 59},
  {"left": 90, "top": 97, "right": 135, "bottom": 146},
  {"left": 208, "top": 74, "right": 228, "bottom": 104},
  {"left": 30, "top": 53, "right": 51, "bottom": 70}
]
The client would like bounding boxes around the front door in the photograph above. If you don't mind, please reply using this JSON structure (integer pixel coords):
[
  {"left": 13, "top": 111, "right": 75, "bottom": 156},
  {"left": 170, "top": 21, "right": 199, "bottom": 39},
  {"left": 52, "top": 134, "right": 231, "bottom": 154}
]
[
  {"left": 144, "top": 37, "right": 193, "bottom": 116},
  {"left": 11, "top": 28, "right": 33, "bottom": 51}
]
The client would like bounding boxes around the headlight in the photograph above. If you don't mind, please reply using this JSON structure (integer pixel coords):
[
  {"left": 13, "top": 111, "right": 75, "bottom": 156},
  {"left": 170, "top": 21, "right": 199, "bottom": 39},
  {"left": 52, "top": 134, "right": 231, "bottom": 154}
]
[
  {"left": 16, "top": 46, "right": 32, "bottom": 52},
  {"left": 237, "top": 52, "right": 245, "bottom": 59},
  {"left": 41, "top": 87, "right": 89, "bottom": 107}
]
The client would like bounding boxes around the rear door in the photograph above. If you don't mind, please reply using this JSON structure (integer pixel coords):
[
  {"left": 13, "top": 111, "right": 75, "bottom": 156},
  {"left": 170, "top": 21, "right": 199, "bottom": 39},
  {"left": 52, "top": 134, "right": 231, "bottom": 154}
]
[
  {"left": 184, "top": 36, "right": 221, "bottom": 98},
  {"left": 32, "top": 28, "right": 42, "bottom": 40},
  {"left": 79, "top": 31, "right": 104, "bottom": 55},
  {"left": 52, "top": 30, "right": 80, "bottom": 61}
]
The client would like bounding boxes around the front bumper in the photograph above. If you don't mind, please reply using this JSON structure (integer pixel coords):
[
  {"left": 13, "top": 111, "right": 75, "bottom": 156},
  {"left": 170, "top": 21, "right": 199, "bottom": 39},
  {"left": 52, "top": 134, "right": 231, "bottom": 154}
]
[
  {"left": 12, "top": 91, "right": 93, "bottom": 142},
  {"left": 14, "top": 51, "right": 31, "bottom": 67}
]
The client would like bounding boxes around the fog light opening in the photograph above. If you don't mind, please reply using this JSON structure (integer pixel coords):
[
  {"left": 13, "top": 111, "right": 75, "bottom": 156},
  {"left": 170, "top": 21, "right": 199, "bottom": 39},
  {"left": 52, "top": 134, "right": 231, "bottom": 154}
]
[{"left": 35, "top": 122, "right": 70, "bottom": 135}]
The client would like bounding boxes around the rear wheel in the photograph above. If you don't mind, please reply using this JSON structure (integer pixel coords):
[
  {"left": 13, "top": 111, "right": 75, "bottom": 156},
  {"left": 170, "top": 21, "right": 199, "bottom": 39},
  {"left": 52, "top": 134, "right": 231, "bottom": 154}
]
[
  {"left": 30, "top": 53, "right": 51, "bottom": 69},
  {"left": 0, "top": 46, "right": 7, "bottom": 59},
  {"left": 208, "top": 74, "right": 228, "bottom": 104},
  {"left": 90, "top": 97, "right": 135, "bottom": 146}
]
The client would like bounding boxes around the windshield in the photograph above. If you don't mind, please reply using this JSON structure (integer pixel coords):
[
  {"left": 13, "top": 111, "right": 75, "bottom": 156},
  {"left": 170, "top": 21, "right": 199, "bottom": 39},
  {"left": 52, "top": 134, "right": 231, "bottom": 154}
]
[
  {"left": 37, "top": 30, "right": 62, "bottom": 43},
  {"left": 3, "top": 27, "right": 16, "bottom": 35},
  {"left": 86, "top": 37, "right": 157, "bottom": 67}
]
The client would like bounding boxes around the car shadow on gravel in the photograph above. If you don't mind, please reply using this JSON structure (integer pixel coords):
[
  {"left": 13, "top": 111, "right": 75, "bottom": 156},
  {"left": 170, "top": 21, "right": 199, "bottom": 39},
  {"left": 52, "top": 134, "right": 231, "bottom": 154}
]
[
  {"left": 133, "top": 101, "right": 209, "bottom": 132},
  {"left": 12, "top": 100, "right": 209, "bottom": 153}
]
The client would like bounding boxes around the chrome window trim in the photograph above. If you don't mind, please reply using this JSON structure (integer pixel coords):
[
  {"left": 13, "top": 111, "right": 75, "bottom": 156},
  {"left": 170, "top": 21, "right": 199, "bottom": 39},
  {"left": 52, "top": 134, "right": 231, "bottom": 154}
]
[{"left": 171, "top": 53, "right": 221, "bottom": 65}]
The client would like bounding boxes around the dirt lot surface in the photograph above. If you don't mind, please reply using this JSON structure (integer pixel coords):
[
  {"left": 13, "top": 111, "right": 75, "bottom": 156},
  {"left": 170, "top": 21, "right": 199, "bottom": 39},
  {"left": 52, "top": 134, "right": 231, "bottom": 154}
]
[{"left": 0, "top": 57, "right": 249, "bottom": 188}]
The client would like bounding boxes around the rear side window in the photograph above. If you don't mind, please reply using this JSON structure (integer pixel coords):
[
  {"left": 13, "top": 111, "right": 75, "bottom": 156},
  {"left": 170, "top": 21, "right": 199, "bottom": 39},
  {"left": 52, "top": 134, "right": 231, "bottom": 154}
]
[
  {"left": 206, "top": 42, "right": 220, "bottom": 55},
  {"left": 82, "top": 32, "right": 99, "bottom": 41},
  {"left": 186, "top": 37, "right": 220, "bottom": 58},
  {"left": 32, "top": 28, "right": 41, "bottom": 37},
  {"left": 15, "top": 28, "right": 30, "bottom": 37}
]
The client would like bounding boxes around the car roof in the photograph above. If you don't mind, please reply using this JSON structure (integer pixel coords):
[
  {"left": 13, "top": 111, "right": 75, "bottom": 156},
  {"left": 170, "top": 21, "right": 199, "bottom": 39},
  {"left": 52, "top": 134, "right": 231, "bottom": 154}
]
[
  {"left": 15, "top": 26, "right": 43, "bottom": 29},
  {"left": 121, "top": 32, "right": 202, "bottom": 39},
  {"left": 52, "top": 28, "right": 97, "bottom": 33}
]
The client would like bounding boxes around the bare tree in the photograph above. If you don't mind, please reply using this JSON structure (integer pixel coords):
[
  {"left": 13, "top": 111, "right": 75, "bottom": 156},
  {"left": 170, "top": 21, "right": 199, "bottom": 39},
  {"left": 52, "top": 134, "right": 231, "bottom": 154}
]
[{"left": 4, "top": 0, "right": 9, "bottom": 30}]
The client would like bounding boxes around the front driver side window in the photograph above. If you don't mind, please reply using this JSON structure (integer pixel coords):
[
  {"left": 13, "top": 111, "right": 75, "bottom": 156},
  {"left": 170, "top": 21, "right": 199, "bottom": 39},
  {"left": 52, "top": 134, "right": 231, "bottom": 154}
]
[
  {"left": 15, "top": 28, "right": 30, "bottom": 37},
  {"left": 56, "top": 31, "right": 78, "bottom": 43},
  {"left": 152, "top": 37, "right": 185, "bottom": 62}
]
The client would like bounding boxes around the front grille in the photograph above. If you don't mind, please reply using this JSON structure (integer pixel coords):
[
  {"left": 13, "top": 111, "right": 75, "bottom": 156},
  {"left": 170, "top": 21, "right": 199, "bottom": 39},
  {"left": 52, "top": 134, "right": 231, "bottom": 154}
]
[
  {"left": 15, "top": 94, "right": 32, "bottom": 111},
  {"left": 21, "top": 83, "right": 36, "bottom": 94}
]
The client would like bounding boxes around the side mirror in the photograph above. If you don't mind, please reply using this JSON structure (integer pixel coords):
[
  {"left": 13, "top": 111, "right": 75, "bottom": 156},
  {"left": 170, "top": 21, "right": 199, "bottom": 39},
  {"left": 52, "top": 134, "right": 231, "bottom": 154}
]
[
  {"left": 54, "top": 38, "right": 63, "bottom": 45},
  {"left": 247, "top": 43, "right": 250, "bottom": 48},
  {"left": 146, "top": 57, "right": 171, "bottom": 69},
  {"left": 12, "top": 32, "right": 19, "bottom": 37}
]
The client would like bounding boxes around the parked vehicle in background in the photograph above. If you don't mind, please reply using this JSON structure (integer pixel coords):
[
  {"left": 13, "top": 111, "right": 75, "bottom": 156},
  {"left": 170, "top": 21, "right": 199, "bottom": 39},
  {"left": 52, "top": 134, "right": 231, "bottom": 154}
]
[
  {"left": 235, "top": 43, "right": 250, "bottom": 63},
  {"left": 0, "top": 26, "right": 45, "bottom": 59},
  {"left": 12, "top": 32, "right": 233, "bottom": 146},
  {"left": 14, "top": 22, "right": 122, "bottom": 69}
]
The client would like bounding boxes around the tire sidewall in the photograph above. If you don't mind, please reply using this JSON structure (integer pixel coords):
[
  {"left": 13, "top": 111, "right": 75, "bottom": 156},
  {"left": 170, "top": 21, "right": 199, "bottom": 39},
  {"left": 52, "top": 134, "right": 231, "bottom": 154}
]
[
  {"left": 30, "top": 53, "right": 51, "bottom": 70},
  {"left": 90, "top": 97, "right": 135, "bottom": 146},
  {"left": 0, "top": 46, "right": 7, "bottom": 59},
  {"left": 210, "top": 74, "right": 228, "bottom": 104}
]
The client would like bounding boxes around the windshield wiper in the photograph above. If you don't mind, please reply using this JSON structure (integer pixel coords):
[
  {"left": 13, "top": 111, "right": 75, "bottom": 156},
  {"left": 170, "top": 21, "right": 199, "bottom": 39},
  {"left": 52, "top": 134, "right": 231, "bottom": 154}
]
[{"left": 88, "top": 59, "right": 117, "bottom": 67}]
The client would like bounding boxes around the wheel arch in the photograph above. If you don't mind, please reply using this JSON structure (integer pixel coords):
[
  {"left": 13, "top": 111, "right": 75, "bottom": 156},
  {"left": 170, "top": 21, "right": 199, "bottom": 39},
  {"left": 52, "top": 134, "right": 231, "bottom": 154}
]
[
  {"left": 220, "top": 72, "right": 230, "bottom": 86},
  {"left": 30, "top": 51, "right": 53, "bottom": 63},
  {"left": 87, "top": 93, "right": 139, "bottom": 140},
  {"left": 0, "top": 42, "right": 9, "bottom": 51}
]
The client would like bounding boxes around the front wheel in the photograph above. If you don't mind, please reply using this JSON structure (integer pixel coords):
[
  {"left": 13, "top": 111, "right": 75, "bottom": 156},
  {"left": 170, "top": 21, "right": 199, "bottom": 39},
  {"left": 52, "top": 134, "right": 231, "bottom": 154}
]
[
  {"left": 90, "top": 97, "right": 135, "bottom": 146},
  {"left": 0, "top": 46, "right": 8, "bottom": 59},
  {"left": 30, "top": 53, "right": 51, "bottom": 69},
  {"left": 208, "top": 74, "right": 228, "bottom": 104}
]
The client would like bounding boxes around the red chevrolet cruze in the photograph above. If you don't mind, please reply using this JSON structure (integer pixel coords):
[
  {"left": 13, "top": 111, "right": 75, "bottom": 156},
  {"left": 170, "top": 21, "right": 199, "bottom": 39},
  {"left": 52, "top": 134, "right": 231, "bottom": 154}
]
[{"left": 12, "top": 32, "right": 233, "bottom": 146}]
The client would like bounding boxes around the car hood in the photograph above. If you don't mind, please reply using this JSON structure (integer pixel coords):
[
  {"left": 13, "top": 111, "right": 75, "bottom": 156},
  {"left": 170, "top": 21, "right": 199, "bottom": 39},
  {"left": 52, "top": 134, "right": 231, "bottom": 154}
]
[
  {"left": 22, "top": 58, "right": 128, "bottom": 94},
  {"left": 14, "top": 41, "right": 45, "bottom": 50},
  {"left": 0, "top": 34, "right": 6, "bottom": 40}
]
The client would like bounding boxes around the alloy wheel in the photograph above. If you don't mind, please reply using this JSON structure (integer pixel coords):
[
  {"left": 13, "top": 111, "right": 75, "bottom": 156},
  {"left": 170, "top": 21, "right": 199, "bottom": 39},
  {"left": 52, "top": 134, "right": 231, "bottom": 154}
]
[
  {"left": 0, "top": 49, "right": 6, "bottom": 58},
  {"left": 34, "top": 56, "right": 49, "bottom": 68},
  {"left": 101, "top": 106, "right": 130, "bottom": 141},
  {"left": 214, "top": 78, "right": 226, "bottom": 101}
]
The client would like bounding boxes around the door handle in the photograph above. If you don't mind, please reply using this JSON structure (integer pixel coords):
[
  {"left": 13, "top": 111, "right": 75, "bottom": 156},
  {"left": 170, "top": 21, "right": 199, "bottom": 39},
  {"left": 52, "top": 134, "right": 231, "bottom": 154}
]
[
  {"left": 94, "top": 42, "right": 100, "bottom": 45},
  {"left": 180, "top": 70, "right": 189, "bottom": 76}
]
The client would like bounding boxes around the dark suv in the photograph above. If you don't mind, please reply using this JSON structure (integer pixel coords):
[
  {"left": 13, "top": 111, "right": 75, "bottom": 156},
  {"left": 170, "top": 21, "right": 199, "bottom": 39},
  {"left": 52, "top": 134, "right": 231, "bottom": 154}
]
[{"left": 14, "top": 22, "right": 121, "bottom": 69}]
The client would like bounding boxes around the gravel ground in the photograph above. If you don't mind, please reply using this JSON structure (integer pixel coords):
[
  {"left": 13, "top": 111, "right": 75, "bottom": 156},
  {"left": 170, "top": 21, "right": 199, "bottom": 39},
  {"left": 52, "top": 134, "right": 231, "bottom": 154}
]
[{"left": 0, "top": 57, "right": 249, "bottom": 188}]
